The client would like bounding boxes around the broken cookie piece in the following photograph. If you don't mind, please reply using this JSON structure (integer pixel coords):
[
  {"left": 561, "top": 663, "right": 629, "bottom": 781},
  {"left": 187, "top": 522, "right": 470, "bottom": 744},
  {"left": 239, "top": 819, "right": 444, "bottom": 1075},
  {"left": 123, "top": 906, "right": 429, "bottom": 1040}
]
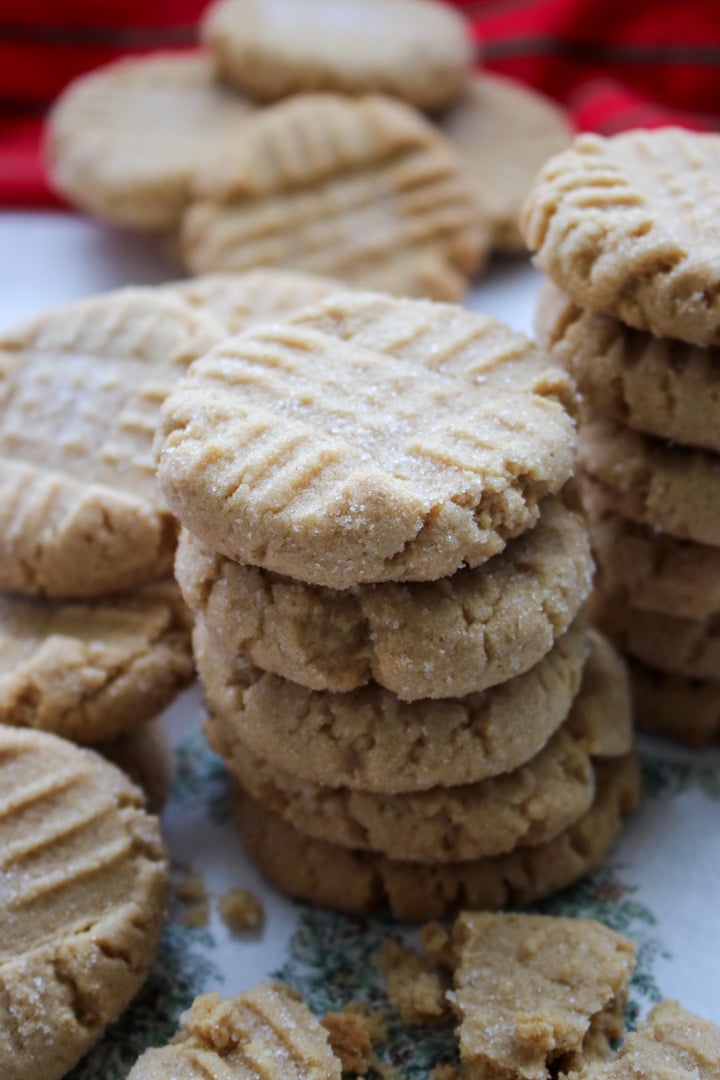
[
  {"left": 379, "top": 939, "right": 452, "bottom": 1027},
  {"left": 451, "top": 913, "right": 636, "bottom": 1080},
  {"left": 571, "top": 1000, "right": 720, "bottom": 1080}
]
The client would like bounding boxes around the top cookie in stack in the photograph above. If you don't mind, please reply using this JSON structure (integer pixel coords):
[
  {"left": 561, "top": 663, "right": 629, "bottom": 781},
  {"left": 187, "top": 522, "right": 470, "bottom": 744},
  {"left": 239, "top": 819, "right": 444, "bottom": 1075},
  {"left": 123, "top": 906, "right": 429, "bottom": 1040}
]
[
  {"left": 158, "top": 290, "right": 640, "bottom": 919},
  {"left": 522, "top": 127, "right": 720, "bottom": 749}
]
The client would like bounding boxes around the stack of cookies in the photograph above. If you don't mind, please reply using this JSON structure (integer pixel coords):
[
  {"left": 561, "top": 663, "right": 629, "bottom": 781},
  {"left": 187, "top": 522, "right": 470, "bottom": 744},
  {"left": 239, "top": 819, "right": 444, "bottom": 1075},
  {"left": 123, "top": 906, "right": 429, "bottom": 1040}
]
[
  {"left": 523, "top": 127, "right": 720, "bottom": 749},
  {"left": 46, "top": 0, "right": 572, "bottom": 295},
  {"left": 158, "top": 289, "right": 640, "bottom": 920}
]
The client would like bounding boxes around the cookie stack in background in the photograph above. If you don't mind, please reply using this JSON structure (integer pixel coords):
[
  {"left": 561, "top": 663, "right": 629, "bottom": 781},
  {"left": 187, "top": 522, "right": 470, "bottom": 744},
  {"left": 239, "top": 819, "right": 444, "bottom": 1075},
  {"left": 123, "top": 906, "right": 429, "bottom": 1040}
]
[
  {"left": 523, "top": 127, "right": 720, "bottom": 749},
  {"left": 158, "top": 289, "right": 640, "bottom": 920},
  {"left": 45, "top": 0, "right": 572, "bottom": 298}
]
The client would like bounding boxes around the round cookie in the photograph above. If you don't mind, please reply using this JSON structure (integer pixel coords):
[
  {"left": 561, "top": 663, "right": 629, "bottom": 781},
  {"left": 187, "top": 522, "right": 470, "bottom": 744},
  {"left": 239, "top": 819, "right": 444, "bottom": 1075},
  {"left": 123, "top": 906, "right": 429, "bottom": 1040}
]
[
  {"left": 522, "top": 128, "right": 720, "bottom": 347},
  {"left": 180, "top": 94, "right": 489, "bottom": 300},
  {"left": 48, "top": 53, "right": 254, "bottom": 230},
  {"left": 234, "top": 752, "right": 641, "bottom": 919},
  {"left": 217, "top": 633, "right": 633, "bottom": 863},
  {"left": 165, "top": 269, "right": 345, "bottom": 335},
  {"left": 585, "top": 485, "right": 720, "bottom": 620},
  {"left": 159, "top": 291, "right": 577, "bottom": 588},
  {"left": 0, "top": 583, "right": 193, "bottom": 744},
  {"left": 536, "top": 280, "right": 720, "bottom": 453},
  {"left": 441, "top": 73, "right": 572, "bottom": 252},
  {"left": 591, "top": 587, "right": 720, "bottom": 682},
  {"left": 177, "top": 489, "right": 592, "bottom": 699},
  {"left": 0, "top": 727, "right": 168, "bottom": 1080},
  {"left": 629, "top": 659, "right": 720, "bottom": 749},
  {"left": 128, "top": 984, "right": 341, "bottom": 1079},
  {"left": 101, "top": 719, "right": 174, "bottom": 814},
  {"left": 199, "top": 616, "right": 588, "bottom": 794},
  {"left": 578, "top": 416, "right": 720, "bottom": 549},
  {"left": 201, "top": 0, "right": 472, "bottom": 110},
  {"left": 0, "top": 287, "right": 221, "bottom": 598}
]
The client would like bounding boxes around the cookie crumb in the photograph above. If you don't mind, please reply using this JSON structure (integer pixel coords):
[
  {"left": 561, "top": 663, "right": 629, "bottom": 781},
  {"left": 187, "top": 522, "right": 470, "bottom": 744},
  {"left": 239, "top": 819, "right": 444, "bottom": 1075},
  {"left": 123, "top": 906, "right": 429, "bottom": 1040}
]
[
  {"left": 183, "top": 901, "right": 210, "bottom": 928},
  {"left": 218, "top": 888, "right": 264, "bottom": 931},
  {"left": 378, "top": 940, "right": 451, "bottom": 1027},
  {"left": 431, "top": 1066, "right": 459, "bottom": 1080},
  {"left": 176, "top": 870, "right": 207, "bottom": 904},
  {"left": 419, "top": 922, "right": 456, "bottom": 972},
  {"left": 322, "top": 1010, "right": 373, "bottom": 1075}
]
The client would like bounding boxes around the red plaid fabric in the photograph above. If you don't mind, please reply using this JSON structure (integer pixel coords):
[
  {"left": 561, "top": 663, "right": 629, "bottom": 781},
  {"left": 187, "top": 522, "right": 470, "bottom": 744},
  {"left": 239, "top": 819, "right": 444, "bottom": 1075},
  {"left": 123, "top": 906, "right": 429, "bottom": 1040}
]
[{"left": 2, "top": 0, "right": 720, "bottom": 207}]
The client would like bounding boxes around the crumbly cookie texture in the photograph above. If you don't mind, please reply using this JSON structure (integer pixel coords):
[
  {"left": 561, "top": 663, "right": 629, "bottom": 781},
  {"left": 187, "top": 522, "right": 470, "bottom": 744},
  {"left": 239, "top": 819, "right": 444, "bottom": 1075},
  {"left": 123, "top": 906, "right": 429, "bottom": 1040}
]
[
  {"left": 100, "top": 718, "right": 174, "bottom": 814},
  {"left": 198, "top": 616, "right": 588, "bottom": 795},
  {"left": 441, "top": 73, "right": 571, "bottom": 252},
  {"left": 536, "top": 280, "right": 720, "bottom": 453},
  {"left": 0, "top": 287, "right": 221, "bottom": 598},
  {"left": 451, "top": 912, "right": 635, "bottom": 1080},
  {"left": 159, "top": 291, "right": 576, "bottom": 588},
  {"left": 571, "top": 1000, "right": 720, "bottom": 1080},
  {"left": 180, "top": 94, "right": 488, "bottom": 299},
  {"left": 578, "top": 415, "right": 720, "bottom": 548},
  {"left": 234, "top": 752, "right": 641, "bottom": 919},
  {"left": 202, "top": 0, "right": 472, "bottom": 110},
  {"left": 165, "top": 269, "right": 345, "bottom": 335},
  {"left": 47, "top": 53, "right": 254, "bottom": 230},
  {"left": 0, "top": 727, "right": 168, "bottom": 1080},
  {"left": 591, "top": 586, "right": 720, "bottom": 682},
  {"left": 177, "top": 487, "right": 592, "bottom": 700},
  {"left": 127, "top": 984, "right": 342, "bottom": 1079},
  {"left": 215, "top": 631, "right": 632, "bottom": 863},
  {"left": 585, "top": 483, "right": 720, "bottom": 621},
  {"left": 629, "top": 659, "right": 720, "bottom": 749},
  {"left": 522, "top": 128, "right": 720, "bottom": 346},
  {"left": 0, "top": 583, "right": 194, "bottom": 743}
]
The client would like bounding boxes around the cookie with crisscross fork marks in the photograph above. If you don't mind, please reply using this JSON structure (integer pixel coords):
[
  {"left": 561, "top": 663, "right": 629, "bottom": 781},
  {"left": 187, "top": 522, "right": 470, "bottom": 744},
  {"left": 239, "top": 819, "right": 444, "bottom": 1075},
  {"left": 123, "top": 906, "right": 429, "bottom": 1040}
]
[
  {"left": 0, "top": 288, "right": 221, "bottom": 598},
  {"left": 180, "top": 94, "right": 489, "bottom": 301},
  {"left": 127, "top": 984, "right": 342, "bottom": 1080},
  {"left": 158, "top": 292, "right": 577, "bottom": 588},
  {"left": 522, "top": 128, "right": 720, "bottom": 346},
  {"left": 48, "top": 54, "right": 254, "bottom": 230},
  {"left": 0, "top": 727, "right": 168, "bottom": 1080}
]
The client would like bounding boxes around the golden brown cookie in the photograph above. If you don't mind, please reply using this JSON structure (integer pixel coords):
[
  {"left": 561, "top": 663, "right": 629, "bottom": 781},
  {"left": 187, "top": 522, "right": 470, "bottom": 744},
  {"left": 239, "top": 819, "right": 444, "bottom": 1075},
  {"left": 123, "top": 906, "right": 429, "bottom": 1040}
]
[
  {"left": 198, "top": 616, "right": 588, "bottom": 794},
  {"left": 629, "top": 659, "right": 720, "bottom": 749},
  {"left": 177, "top": 488, "right": 592, "bottom": 699},
  {"left": 234, "top": 752, "right": 641, "bottom": 919},
  {"left": 0, "top": 583, "right": 193, "bottom": 744},
  {"left": 586, "top": 486, "right": 720, "bottom": 620},
  {"left": 127, "top": 983, "right": 342, "bottom": 1079},
  {"left": 522, "top": 128, "right": 720, "bottom": 347},
  {"left": 47, "top": 53, "right": 254, "bottom": 230},
  {"left": 451, "top": 912, "right": 635, "bottom": 1080},
  {"left": 441, "top": 73, "right": 572, "bottom": 252},
  {"left": 202, "top": 0, "right": 472, "bottom": 110},
  {"left": 0, "top": 287, "right": 221, "bottom": 598},
  {"left": 158, "top": 292, "right": 577, "bottom": 589},
  {"left": 536, "top": 280, "right": 720, "bottom": 453},
  {"left": 101, "top": 718, "right": 174, "bottom": 814},
  {"left": 572, "top": 1000, "right": 720, "bottom": 1080},
  {"left": 214, "top": 632, "right": 632, "bottom": 863},
  {"left": 180, "top": 94, "right": 488, "bottom": 299},
  {"left": 578, "top": 416, "right": 720, "bottom": 548},
  {"left": 592, "top": 587, "right": 720, "bottom": 681},
  {"left": 165, "top": 269, "right": 345, "bottom": 334},
  {"left": 0, "top": 727, "right": 168, "bottom": 1080}
]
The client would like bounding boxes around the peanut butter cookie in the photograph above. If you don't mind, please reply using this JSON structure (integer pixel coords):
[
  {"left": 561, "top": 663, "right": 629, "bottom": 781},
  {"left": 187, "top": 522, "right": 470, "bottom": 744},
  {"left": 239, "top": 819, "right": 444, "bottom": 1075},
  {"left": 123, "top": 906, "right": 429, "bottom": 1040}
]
[
  {"left": 0, "top": 287, "right": 221, "bottom": 597},
  {"left": 198, "top": 617, "right": 588, "bottom": 794},
  {"left": 522, "top": 129, "right": 720, "bottom": 346},
  {"left": 48, "top": 53, "right": 254, "bottom": 230},
  {"left": 180, "top": 94, "right": 488, "bottom": 300},
  {"left": 202, "top": 0, "right": 471, "bottom": 110},
  {"left": 158, "top": 292, "right": 577, "bottom": 588},
  {"left": 0, "top": 727, "right": 168, "bottom": 1080},
  {"left": 234, "top": 752, "right": 641, "bottom": 919},
  {"left": 629, "top": 659, "right": 720, "bottom": 749}
]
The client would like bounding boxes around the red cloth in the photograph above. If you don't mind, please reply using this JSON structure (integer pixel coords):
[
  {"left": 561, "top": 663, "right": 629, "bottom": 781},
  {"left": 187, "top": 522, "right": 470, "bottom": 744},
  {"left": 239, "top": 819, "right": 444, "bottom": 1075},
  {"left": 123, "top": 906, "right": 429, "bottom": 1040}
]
[{"left": 2, "top": 0, "right": 720, "bottom": 207}]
